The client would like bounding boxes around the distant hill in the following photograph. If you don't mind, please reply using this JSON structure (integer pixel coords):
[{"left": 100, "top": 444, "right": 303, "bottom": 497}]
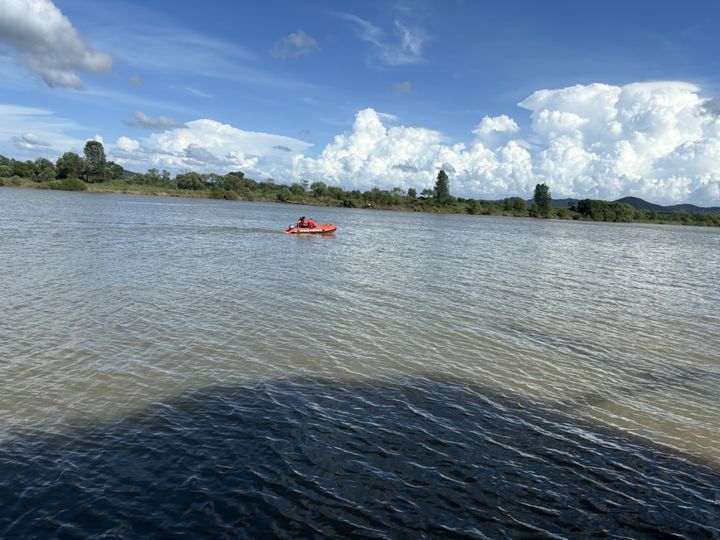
[
  {"left": 517, "top": 195, "right": 720, "bottom": 213},
  {"left": 614, "top": 197, "right": 720, "bottom": 214},
  {"left": 551, "top": 198, "right": 578, "bottom": 209}
]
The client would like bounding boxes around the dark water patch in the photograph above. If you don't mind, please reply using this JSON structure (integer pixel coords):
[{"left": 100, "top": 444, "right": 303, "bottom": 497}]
[{"left": 1, "top": 376, "right": 718, "bottom": 539}]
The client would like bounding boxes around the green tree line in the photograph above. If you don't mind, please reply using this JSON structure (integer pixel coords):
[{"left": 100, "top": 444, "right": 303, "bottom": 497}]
[{"left": 2, "top": 142, "right": 719, "bottom": 227}]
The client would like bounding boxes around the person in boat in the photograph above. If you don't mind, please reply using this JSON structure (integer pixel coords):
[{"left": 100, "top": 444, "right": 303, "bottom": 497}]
[
  {"left": 307, "top": 217, "right": 316, "bottom": 228},
  {"left": 296, "top": 216, "right": 307, "bottom": 228}
]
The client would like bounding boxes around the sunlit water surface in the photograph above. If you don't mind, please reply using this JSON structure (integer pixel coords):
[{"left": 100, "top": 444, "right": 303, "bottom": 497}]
[{"left": 1, "top": 188, "right": 719, "bottom": 538}]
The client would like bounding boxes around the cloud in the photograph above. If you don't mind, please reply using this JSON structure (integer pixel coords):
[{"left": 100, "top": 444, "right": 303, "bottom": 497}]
[
  {"left": 472, "top": 115, "right": 520, "bottom": 149},
  {"left": 394, "top": 81, "right": 413, "bottom": 95},
  {"left": 105, "top": 81, "right": 720, "bottom": 206},
  {"left": 392, "top": 163, "right": 419, "bottom": 173},
  {"left": 124, "top": 111, "right": 186, "bottom": 130},
  {"left": 110, "top": 119, "right": 312, "bottom": 178},
  {"left": 341, "top": 13, "right": 426, "bottom": 66},
  {"left": 269, "top": 30, "right": 319, "bottom": 59},
  {"left": 90, "top": 15, "right": 311, "bottom": 90},
  {"left": 0, "top": 0, "right": 112, "bottom": 89},
  {"left": 473, "top": 115, "right": 520, "bottom": 137},
  {"left": 377, "top": 112, "right": 399, "bottom": 123},
  {"left": 291, "top": 82, "right": 720, "bottom": 205},
  {"left": 0, "top": 104, "right": 84, "bottom": 157},
  {"left": 116, "top": 136, "right": 139, "bottom": 153},
  {"left": 441, "top": 162, "right": 456, "bottom": 173},
  {"left": 13, "top": 132, "right": 51, "bottom": 149},
  {"left": 185, "top": 87, "right": 213, "bottom": 99},
  {"left": 701, "top": 97, "right": 720, "bottom": 117},
  {"left": 293, "top": 108, "right": 449, "bottom": 191}
]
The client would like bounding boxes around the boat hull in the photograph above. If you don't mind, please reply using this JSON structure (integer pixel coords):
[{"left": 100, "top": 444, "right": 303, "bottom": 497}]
[{"left": 284, "top": 224, "right": 337, "bottom": 234}]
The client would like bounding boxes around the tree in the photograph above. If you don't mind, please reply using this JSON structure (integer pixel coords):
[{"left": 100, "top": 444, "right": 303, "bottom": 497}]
[
  {"left": 407, "top": 187, "right": 417, "bottom": 201},
  {"left": 311, "top": 181, "right": 328, "bottom": 197},
  {"left": 11, "top": 159, "right": 33, "bottom": 178},
  {"left": 33, "top": 158, "right": 55, "bottom": 182},
  {"left": 503, "top": 197, "right": 527, "bottom": 214},
  {"left": 83, "top": 140, "right": 107, "bottom": 182},
  {"left": 434, "top": 169, "right": 450, "bottom": 201},
  {"left": 107, "top": 162, "right": 124, "bottom": 180},
  {"left": 467, "top": 200, "right": 482, "bottom": 215},
  {"left": 175, "top": 172, "right": 205, "bottom": 190},
  {"left": 533, "top": 183, "right": 551, "bottom": 217},
  {"left": 613, "top": 203, "right": 635, "bottom": 223},
  {"left": 56, "top": 152, "right": 83, "bottom": 179},
  {"left": 218, "top": 173, "right": 244, "bottom": 191},
  {"left": 146, "top": 168, "right": 162, "bottom": 185}
]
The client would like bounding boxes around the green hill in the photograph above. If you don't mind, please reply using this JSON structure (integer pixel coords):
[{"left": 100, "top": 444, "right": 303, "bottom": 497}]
[{"left": 614, "top": 197, "right": 720, "bottom": 213}]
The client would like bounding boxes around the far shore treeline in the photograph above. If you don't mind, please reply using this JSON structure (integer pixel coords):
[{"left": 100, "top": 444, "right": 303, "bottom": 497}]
[{"left": 2, "top": 141, "right": 719, "bottom": 227}]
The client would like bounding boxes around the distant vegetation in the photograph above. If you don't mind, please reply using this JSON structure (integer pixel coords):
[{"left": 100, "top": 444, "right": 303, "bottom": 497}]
[{"left": 2, "top": 142, "right": 720, "bottom": 227}]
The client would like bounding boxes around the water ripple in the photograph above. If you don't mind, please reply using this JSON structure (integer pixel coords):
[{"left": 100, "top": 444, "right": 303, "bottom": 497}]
[{"left": 2, "top": 189, "right": 720, "bottom": 537}]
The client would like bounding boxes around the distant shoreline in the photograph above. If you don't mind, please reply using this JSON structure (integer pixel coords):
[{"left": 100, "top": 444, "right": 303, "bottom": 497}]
[{"left": 2, "top": 177, "right": 719, "bottom": 227}]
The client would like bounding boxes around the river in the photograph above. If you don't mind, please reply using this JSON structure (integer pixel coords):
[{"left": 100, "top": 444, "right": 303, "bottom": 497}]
[{"left": 1, "top": 187, "right": 719, "bottom": 538}]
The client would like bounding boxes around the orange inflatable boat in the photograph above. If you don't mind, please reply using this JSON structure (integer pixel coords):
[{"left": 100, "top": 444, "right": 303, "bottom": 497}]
[{"left": 284, "top": 223, "right": 337, "bottom": 234}]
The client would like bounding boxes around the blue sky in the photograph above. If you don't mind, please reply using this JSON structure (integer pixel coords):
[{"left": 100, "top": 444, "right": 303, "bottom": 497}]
[{"left": 1, "top": 0, "right": 720, "bottom": 204}]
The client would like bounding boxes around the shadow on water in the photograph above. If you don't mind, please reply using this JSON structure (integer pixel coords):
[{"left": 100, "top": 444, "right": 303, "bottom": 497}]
[{"left": 1, "top": 375, "right": 719, "bottom": 539}]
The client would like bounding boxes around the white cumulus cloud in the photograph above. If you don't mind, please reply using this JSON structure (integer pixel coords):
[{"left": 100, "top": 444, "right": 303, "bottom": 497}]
[
  {"left": 516, "top": 81, "right": 717, "bottom": 203},
  {"left": 105, "top": 81, "right": 720, "bottom": 206},
  {"left": 116, "top": 136, "right": 139, "bottom": 153},
  {"left": 473, "top": 115, "right": 520, "bottom": 137},
  {"left": 0, "top": 0, "right": 112, "bottom": 89},
  {"left": 290, "top": 82, "right": 719, "bottom": 205},
  {"left": 110, "top": 119, "right": 312, "bottom": 177}
]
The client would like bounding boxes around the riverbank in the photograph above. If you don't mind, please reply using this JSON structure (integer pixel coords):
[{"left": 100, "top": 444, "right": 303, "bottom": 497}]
[{"left": 2, "top": 176, "right": 719, "bottom": 227}]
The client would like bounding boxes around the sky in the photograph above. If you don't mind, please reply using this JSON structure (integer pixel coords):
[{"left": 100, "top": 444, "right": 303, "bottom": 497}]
[{"left": 1, "top": 0, "right": 720, "bottom": 205}]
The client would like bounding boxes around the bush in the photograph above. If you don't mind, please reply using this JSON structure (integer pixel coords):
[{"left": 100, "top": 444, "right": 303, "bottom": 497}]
[
  {"left": 46, "top": 178, "right": 87, "bottom": 191},
  {"left": 175, "top": 172, "right": 205, "bottom": 190},
  {"left": 341, "top": 198, "right": 358, "bottom": 208},
  {"left": 276, "top": 187, "right": 292, "bottom": 202}
]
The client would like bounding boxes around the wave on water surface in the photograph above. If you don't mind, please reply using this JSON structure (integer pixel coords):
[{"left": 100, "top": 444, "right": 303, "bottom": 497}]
[{"left": 1, "top": 376, "right": 719, "bottom": 539}]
